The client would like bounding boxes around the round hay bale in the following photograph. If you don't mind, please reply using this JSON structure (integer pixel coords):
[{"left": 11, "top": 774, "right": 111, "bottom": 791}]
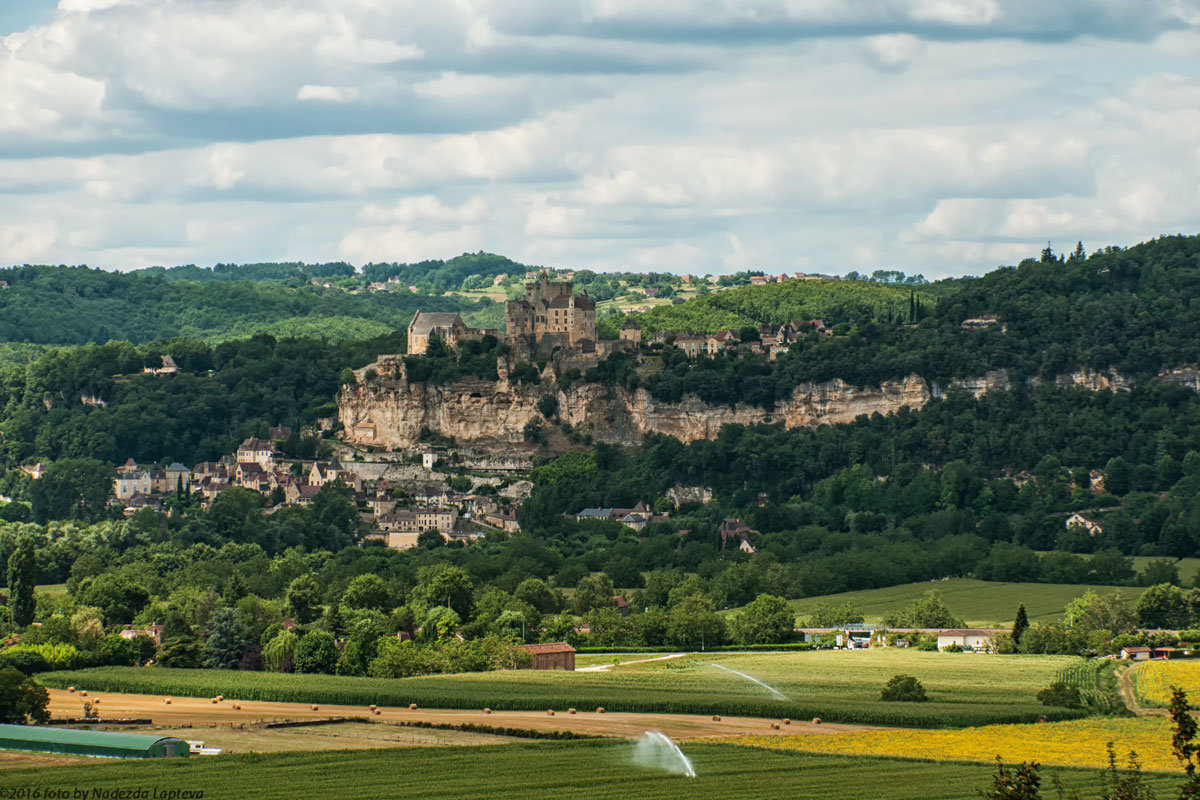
[
  {"left": 165, "top": 698, "right": 172, "bottom": 705},
  {"left": 92, "top": 698, "right": 100, "bottom": 704},
  {"left": 771, "top": 723, "right": 780, "bottom": 730},
  {"left": 409, "top": 703, "right": 418, "bottom": 710},
  {"left": 233, "top": 704, "right": 241, "bottom": 711},
  {"left": 568, "top": 708, "right": 577, "bottom": 714},
  {"left": 782, "top": 718, "right": 790, "bottom": 725},
  {"left": 374, "top": 710, "right": 381, "bottom": 716},
  {"left": 546, "top": 709, "right": 555, "bottom": 716},
  {"left": 311, "top": 705, "right": 319, "bottom": 711},
  {"left": 211, "top": 698, "right": 218, "bottom": 704},
  {"left": 67, "top": 687, "right": 76, "bottom": 693},
  {"left": 596, "top": 707, "right": 606, "bottom": 714},
  {"left": 712, "top": 715, "right": 721, "bottom": 722},
  {"left": 483, "top": 708, "right": 492, "bottom": 714},
  {"left": 811, "top": 717, "right": 821, "bottom": 725},
  {"left": 369, "top": 705, "right": 377, "bottom": 711},
  {"left": 80, "top": 691, "right": 88, "bottom": 697},
  {"left": 216, "top": 695, "right": 224, "bottom": 702}
]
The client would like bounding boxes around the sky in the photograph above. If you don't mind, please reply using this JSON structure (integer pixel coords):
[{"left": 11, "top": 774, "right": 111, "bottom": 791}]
[{"left": 0, "top": 1, "right": 1198, "bottom": 278}]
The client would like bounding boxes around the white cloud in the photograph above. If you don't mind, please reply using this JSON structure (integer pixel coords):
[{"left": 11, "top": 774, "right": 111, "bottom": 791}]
[
  {"left": 0, "top": 1, "right": 1197, "bottom": 276},
  {"left": 297, "top": 84, "right": 360, "bottom": 102}
]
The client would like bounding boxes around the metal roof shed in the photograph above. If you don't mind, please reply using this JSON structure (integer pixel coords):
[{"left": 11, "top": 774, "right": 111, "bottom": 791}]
[{"left": 0, "top": 724, "right": 190, "bottom": 759}]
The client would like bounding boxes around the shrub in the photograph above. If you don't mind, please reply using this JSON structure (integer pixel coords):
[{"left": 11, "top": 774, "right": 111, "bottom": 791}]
[
  {"left": 1036, "top": 681, "right": 1083, "bottom": 709},
  {"left": 0, "top": 649, "right": 50, "bottom": 675},
  {"left": 881, "top": 675, "right": 928, "bottom": 702},
  {"left": 916, "top": 642, "right": 938, "bottom": 652},
  {"left": 943, "top": 643, "right": 965, "bottom": 653}
]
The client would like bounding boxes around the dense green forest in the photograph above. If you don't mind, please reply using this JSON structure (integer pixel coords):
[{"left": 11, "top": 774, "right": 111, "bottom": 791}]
[
  {"left": 0, "top": 265, "right": 480, "bottom": 346},
  {"left": 0, "top": 333, "right": 405, "bottom": 468},
  {"left": 587, "top": 236, "right": 1200, "bottom": 406}
]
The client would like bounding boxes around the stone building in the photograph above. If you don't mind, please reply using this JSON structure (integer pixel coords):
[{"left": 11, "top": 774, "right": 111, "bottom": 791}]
[
  {"left": 505, "top": 272, "right": 596, "bottom": 350},
  {"left": 407, "top": 311, "right": 473, "bottom": 355}
]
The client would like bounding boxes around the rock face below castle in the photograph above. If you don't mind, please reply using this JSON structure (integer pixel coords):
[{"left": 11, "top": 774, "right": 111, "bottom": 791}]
[
  {"left": 339, "top": 369, "right": 946, "bottom": 451},
  {"left": 339, "top": 364, "right": 1200, "bottom": 452}
]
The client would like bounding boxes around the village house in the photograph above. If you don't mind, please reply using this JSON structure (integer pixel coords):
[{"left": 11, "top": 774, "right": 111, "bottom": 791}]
[
  {"left": 20, "top": 463, "right": 46, "bottom": 480},
  {"left": 143, "top": 355, "right": 178, "bottom": 375},
  {"left": 114, "top": 470, "right": 153, "bottom": 500},
  {"left": 481, "top": 509, "right": 520, "bottom": 533},
  {"left": 422, "top": 452, "right": 439, "bottom": 470},
  {"left": 1065, "top": 513, "right": 1105, "bottom": 536},
  {"left": 236, "top": 438, "right": 276, "bottom": 469},
  {"left": 164, "top": 463, "right": 191, "bottom": 493},
  {"left": 674, "top": 334, "right": 707, "bottom": 359},
  {"left": 118, "top": 623, "right": 164, "bottom": 646},
  {"left": 961, "top": 313, "right": 999, "bottom": 330},
  {"left": 407, "top": 311, "right": 493, "bottom": 356},
  {"left": 619, "top": 319, "right": 642, "bottom": 347}
]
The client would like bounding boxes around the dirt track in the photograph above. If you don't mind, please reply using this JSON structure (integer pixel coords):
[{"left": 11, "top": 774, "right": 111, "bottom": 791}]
[{"left": 47, "top": 688, "right": 867, "bottom": 741}]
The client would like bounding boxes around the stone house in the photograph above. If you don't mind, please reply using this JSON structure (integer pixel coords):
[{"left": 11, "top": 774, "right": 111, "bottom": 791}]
[
  {"left": 1065, "top": 513, "right": 1105, "bottom": 536},
  {"left": 236, "top": 438, "right": 275, "bottom": 469},
  {"left": 407, "top": 311, "right": 476, "bottom": 355}
]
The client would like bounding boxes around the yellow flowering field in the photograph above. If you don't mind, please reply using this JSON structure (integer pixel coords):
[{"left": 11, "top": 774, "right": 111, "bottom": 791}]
[
  {"left": 1132, "top": 660, "right": 1200, "bottom": 706},
  {"left": 713, "top": 718, "right": 1178, "bottom": 771}
]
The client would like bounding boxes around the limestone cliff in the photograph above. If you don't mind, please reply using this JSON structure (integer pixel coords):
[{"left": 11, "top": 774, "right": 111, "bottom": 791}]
[
  {"left": 338, "top": 363, "right": 1200, "bottom": 452},
  {"left": 340, "top": 371, "right": 932, "bottom": 450}
]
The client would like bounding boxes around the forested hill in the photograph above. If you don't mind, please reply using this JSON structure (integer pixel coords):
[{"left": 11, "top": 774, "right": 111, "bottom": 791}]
[
  {"left": 624, "top": 279, "right": 918, "bottom": 334},
  {"left": 0, "top": 265, "right": 482, "bottom": 346},
  {"left": 584, "top": 235, "right": 1200, "bottom": 407}
]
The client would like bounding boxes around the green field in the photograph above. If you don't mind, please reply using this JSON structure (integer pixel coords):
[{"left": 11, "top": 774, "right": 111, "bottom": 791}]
[
  {"left": 787, "top": 579, "right": 1144, "bottom": 626},
  {"left": 41, "top": 650, "right": 1083, "bottom": 728},
  {"left": 1129, "top": 557, "right": 1200, "bottom": 585},
  {"left": 0, "top": 741, "right": 1182, "bottom": 800}
]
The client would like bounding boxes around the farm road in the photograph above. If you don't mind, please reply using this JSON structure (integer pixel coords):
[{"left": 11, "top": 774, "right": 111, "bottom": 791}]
[{"left": 577, "top": 653, "right": 687, "bottom": 671}]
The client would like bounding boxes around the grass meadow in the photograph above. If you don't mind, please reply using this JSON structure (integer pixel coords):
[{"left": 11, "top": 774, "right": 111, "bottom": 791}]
[{"left": 785, "top": 578, "right": 1144, "bottom": 626}]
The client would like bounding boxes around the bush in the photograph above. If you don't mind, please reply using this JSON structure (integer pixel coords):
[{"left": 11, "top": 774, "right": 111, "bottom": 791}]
[
  {"left": 881, "top": 675, "right": 928, "bottom": 702},
  {"left": 1037, "top": 681, "right": 1084, "bottom": 709},
  {"left": 943, "top": 643, "right": 965, "bottom": 653},
  {"left": 294, "top": 630, "right": 338, "bottom": 675},
  {"left": 916, "top": 642, "right": 938, "bottom": 652},
  {"left": 0, "top": 649, "right": 50, "bottom": 675}
]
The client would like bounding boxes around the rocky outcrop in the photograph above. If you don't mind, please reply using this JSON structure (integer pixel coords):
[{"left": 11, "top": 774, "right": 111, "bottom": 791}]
[
  {"left": 338, "top": 363, "right": 1200, "bottom": 452},
  {"left": 340, "top": 372, "right": 932, "bottom": 450}
]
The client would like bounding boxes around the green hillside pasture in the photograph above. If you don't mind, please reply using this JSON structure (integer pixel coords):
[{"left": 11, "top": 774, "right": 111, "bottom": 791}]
[
  {"left": 42, "top": 650, "right": 1083, "bottom": 728},
  {"left": 786, "top": 578, "right": 1144, "bottom": 627},
  {"left": 0, "top": 741, "right": 1181, "bottom": 800},
  {"left": 627, "top": 279, "right": 914, "bottom": 334}
]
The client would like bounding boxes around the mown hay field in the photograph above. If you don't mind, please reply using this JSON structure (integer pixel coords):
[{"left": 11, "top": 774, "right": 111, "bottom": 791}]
[
  {"left": 717, "top": 717, "right": 1178, "bottom": 771},
  {"left": 1131, "top": 660, "right": 1200, "bottom": 707},
  {"left": 41, "top": 650, "right": 1084, "bottom": 728},
  {"left": 0, "top": 741, "right": 1184, "bottom": 800}
]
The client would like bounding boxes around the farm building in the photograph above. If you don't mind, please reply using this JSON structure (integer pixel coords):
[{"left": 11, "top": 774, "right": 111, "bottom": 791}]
[
  {"left": 522, "top": 642, "right": 576, "bottom": 670},
  {"left": 935, "top": 629, "right": 998, "bottom": 651},
  {"left": 0, "top": 725, "right": 190, "bottom": 759}
]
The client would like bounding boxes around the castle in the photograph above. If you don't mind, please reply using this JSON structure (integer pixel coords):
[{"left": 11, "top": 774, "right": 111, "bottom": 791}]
[
  {"left": 407, "top": 272, "right": 595, "bottom": 357},
  {"left": 504, "top": 272, "right": 596, "bottom": 351}
]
